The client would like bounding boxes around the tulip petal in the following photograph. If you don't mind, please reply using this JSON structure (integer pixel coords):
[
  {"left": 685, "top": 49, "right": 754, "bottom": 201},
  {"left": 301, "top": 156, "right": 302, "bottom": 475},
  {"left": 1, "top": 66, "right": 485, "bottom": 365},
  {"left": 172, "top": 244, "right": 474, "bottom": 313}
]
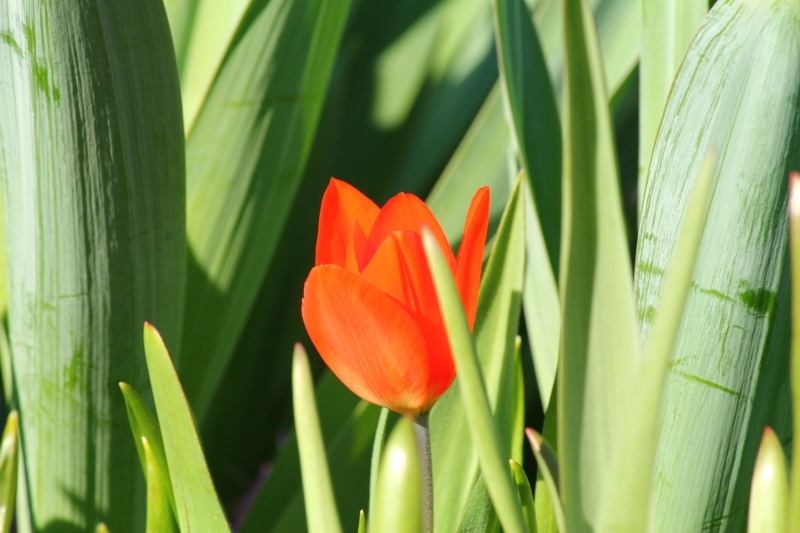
[
  {"left": 302, "top": 265, "right": 433, "bottom": 414},
  {"left": 344, "top": 223, "right": 368, "bottom": 274},
  {"left": 455, "top": 186, "right": 490, "bottom": 329},
  {"left": 316, "top": 179, "right": 380, "bottom": 267},
  {"left": 364, "top": 193, "right": 456, "bottom": 271},
  {"left": 361, "top": 231, "right": 456, "bottom": 402}
]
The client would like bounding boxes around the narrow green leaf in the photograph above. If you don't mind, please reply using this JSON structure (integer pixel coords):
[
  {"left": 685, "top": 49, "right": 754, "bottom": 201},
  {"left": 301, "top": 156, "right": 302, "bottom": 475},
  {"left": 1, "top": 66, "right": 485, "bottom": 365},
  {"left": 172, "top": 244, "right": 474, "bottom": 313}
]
[
  {"left": 369, "top": 417, "right": 423, "bottom": 533},
  {"left": 789, "top": 171, "right": 800, "bottom": 533},
  {"left": 0, "top": 412, "right": 18, "bottom": 533},
  {"left": 180, "top": 0, "right": 353, "bottom": 421},
  {"left": 119, "top": 383, "right": 176, "bottom": 517},
  {"left": 143, "top": 437, "right": 178, "bottom": 533},
  {"left": 559, "top": 0, "right": 641, "bottom": 531},
  {"left": 0, "top": 323, "right": 10, "bottom": 407},
  {"left": 143, "top": 323, "right": 230, "bottom": 533},
  {"left": 635, "top": 2, "right": 800, "bottom": 529},
  {"left": 598, "top": 151, "right": 717, "bottom": 532},
  {"left": 357, "top": 510, "right": 366, "bottom": 533},
  {"left": 526, "top": 428, "right": 564, "bottom": 533},
  {"left": 748, "top": 428, "right": 789, "bottom": 533},
  {"left": 533, "top": 403, "right": 559, "bottom": 533},
  {"left": 0, "top": 2, "right": 185, "bottom": 529},
  {"left": 293, "top": 343, "right": 343, "bottom": 533},
  {"left": 639, "top": 0, "right": 707, "bottom": 213},
  {"left": 239, "top": 374, "right": 379, "bottom": 533},
  {"left": 492, "top": 0, "right": 561, "bottom": 271},
  {"left": 369, "top": 408, "right": 391, "bottom": 518},
  {"left": 510, "top": 460, "right": 537, "bottom": 533},
  {"left": 430, "top": 174, "right": 526, "bottom": 533},
  {"left": 424, "top": 228, "right": 526, "bottom": 533}
]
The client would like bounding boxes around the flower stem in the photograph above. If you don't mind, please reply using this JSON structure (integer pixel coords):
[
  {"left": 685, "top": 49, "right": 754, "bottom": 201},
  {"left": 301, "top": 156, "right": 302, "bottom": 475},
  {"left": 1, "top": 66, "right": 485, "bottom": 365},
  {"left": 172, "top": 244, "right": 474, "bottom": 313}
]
[{"left": 414, "top": 413, "right": 433, "bottom": 533}]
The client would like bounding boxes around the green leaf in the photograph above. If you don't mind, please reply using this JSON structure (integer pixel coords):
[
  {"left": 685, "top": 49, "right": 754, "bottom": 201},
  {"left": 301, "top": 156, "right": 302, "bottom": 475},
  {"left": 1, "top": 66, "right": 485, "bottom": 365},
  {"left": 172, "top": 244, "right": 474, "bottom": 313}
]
[
  {"left": 492, "top": 0, "right": 561, "bottom": 271},
  {"left": 430, "top": 173, "right": 526, "bottom": 533},
  {"left": 179, "top": 0, "right": 352, "bottom": 421},
  {"left": 292, "top": 343, "right": 343, "bottom": 533},
  {"left": 369, "top": 417, "right": 423, "bottom": 533},
  {"left": 559, "top": 0, "right": 641, "bottom": 531},
  {"left": 358, "top": 510, "right": 366, "bottom": 533},
  {"left": 143, "top": 438, "right": 178, "bottom": 533},
  {"left": 790, "top": 172, "right": 800, "bottom": 533},
  {"left": 638, "top": 0, "right": 707, "bottom": 213},
  {"left": 748, "top": 428, "right": 789, "bottom": 533},
  {"left": 635, "top": 1, "right": 800, "bottom": 529},
  {"left": 509, "top": 460, "right": 537, "bottom": 533},
  {"left": 119, "top": 383, "right": 176, "bottom": 518},
  {"left": 0, "top": 412, "right": 17, "bottom": 533},
  {"left": 526, "top": 428, "right": 564, "bottom": 533},
  {"left": 369, "top": 408, "right": 392, "bottom": 518},
  {"left": 143, "top": 324, "right": 230, "bottom": 533},
  {"left": 598, "top": 151, "right": 717, "bottom": 532},
  {"left": 0, "top": 2, "right": 185, "bottom": 529},
  {"left": 239, "top": 374, "right": 379, "bottom": 533},
  {"left": 456, "top": 477, "right": 500, "bottom": 533},
  {"left": 424, "top": 223, "right": 526, "bottom": 533}
]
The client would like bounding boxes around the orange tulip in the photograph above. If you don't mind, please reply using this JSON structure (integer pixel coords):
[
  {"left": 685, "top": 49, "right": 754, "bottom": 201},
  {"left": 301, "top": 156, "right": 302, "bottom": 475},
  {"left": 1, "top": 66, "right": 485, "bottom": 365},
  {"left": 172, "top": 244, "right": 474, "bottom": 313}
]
[{"left": 301, "top": 178, "right": 490, "bottom": 416}]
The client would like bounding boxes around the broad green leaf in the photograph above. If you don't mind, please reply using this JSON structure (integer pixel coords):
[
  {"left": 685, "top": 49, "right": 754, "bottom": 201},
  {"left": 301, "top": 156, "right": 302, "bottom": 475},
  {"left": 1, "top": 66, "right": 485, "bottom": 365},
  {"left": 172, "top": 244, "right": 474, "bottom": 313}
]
[
  {"left": 239, "top": 374, "right": 379, "bottom": 533},
  {"left": 598, "top": 152, "right": 716, "bottom": 532},
  {"left": 119, "top": 383, "right": 176, "bottom": 517},
  {"left": 177, "top": 0, "right": 250, "bottom": 130},
  {"left": 143, "top": 438, "right": 178, "bottom": 533},
  {"left": 747, "top": 428, "right": 789, "bottom": 533},
  {"left": 179, "top": 0, "right": 352, "bottom": 421},
  {"left": 143, "top": 324, "right": 230, "bottom": 533},
  {"left": 526, "top": 429, "right": 564, "bottom": 533},
  {"left": 292, "top": 344, "right": 343, "bottom": 533},
  {"left": 427, "top": 85, "right": 512, "bottom": 246},
  {"left": 430, "top": 174, "right": 526, "bottom": 533},
  {"left": 456, "top": 477, "right": 500, "bottom": 533},
  {"left": 635, "top": 1, "right": 800, "bottom": 529},
  {"left": 424, "top": 227, "right": 526, "bottom": 533},
  {"left": 369, "top": 418, "right": 423, "bottom": 533},
  {"left": 369, "top": 408, "right": 392, "bottom": 518},
  {"left": 790, "top": 172, "right": 800, "bottom": 533},
  {"left": 559, "top": 0, "right": 640, "bottom": 531},
  {"left": 0, "top": 2, "right": 185, "bottom": 529},
  {"left": 638, "top": 0, "right": 707, "bottom": 214},
  {"left": 509, "top": 460, "right": 537, "bottom": 533},
  {"left": 0, "top": 412, "right": 17, "bottom": 533}
]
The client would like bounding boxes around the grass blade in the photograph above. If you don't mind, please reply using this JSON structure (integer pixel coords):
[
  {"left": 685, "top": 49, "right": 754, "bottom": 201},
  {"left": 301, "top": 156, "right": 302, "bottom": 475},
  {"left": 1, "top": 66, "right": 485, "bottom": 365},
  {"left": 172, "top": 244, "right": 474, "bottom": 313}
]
[
  {"left": 120, "top": 383, "right": 176, "bottom": 517},
  {"left": 559, "top": 0, "right": 641, "bottom": 530},
  {"left": 748, "top": 428, "right": 789, "bottom": 533},
  {"left": 638, "top": 0, "right": 707, "bottom": 213},
  {"left": 293, "top": 344, "right": 343, "bottom": 533},
  {"left": 509, "top": 460, "right": 537, "bottom": 533},
  {"left": 430, "top": 174, "right": 526, "bottom": 533},
  {"left": 143, "top": 437, "right": 178, "bottom": 533},
  {"left": 143, "top": 324, "right": 230, "bottom": 533},
  {"left": 526, "top": 428, "right": 564, "bottom": 533},
  {"left": 0, "top": 2, "right": 185, "bottom": 529},
  {"left": 180, "top": 0, "right": 352, "bottom": 421},
  {"left": 424, "top": 228, "right": 526, "bottom": 533},
  {"left": 598, "top": 151, "right": 717, "bottom": 531},
  {"left": 0, "top": 412, "right": 17, "bottom": 533},
  {"left": 369, "top": 408, "right": 392, "bottom": 518}
]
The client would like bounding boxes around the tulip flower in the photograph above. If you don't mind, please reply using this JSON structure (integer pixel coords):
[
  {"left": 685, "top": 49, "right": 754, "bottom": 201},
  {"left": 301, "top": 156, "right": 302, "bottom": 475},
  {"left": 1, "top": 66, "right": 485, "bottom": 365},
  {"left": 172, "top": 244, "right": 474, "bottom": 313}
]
[{"left": 302, "top": 178, "right": 489, "bottom": 416}]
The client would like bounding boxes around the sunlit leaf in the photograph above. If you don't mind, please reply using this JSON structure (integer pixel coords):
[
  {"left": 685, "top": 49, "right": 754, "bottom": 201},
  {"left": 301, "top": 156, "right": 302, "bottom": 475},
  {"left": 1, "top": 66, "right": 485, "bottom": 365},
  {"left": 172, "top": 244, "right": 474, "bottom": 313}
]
[{"left": 747, "top": 428, "right": 789, "bottom": 533}]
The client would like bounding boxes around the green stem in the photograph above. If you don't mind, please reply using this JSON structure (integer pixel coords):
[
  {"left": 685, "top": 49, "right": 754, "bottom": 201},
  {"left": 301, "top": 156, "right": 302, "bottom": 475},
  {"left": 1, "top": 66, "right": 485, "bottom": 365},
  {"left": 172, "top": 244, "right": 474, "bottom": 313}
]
[
  {"left": 414, "top": 413, "right": 433, "bottom": 533},
  {"left": 369, "top": 408, "right": 390, "bottom": 518}
]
